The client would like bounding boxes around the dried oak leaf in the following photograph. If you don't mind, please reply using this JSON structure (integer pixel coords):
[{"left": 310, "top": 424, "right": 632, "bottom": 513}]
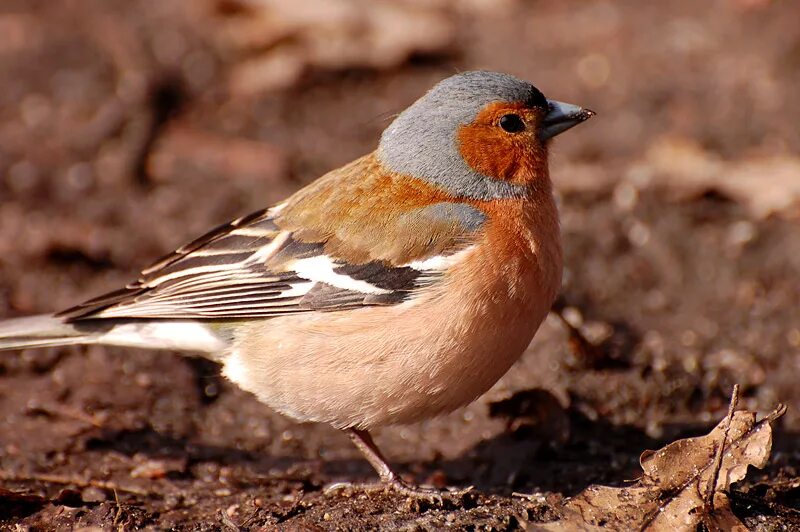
[
  {"left": 200, "top": 0, "right": 459, "bottom": 94},
  {"left": 639, "top": 137, "right": 800, "bottom": 220},
  {"left": 537, "top": 404, "right": 786, "bottom": 532},
  {"left": 562, "top": 138, "right": 800, "bottom": 220}
]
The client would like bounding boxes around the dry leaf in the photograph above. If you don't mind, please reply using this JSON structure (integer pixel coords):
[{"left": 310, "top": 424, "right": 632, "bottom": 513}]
[
  {"left": 555, "top": 139, "right": 800, "bottom": 222},
  {"left": 537, "top": 401, "right": 786, "bottom": 531},
  {"left": 196, "top": 0, "right": 456, "bottom": 94},
  {"left": 192, "top": 0, "right": 517, "bottom": 94},
  {"left": 638, "top": 137, "right": 800, "bottom": 220},
  {"left": 130, "top": 456, "right": 188, "bottom": 480}
]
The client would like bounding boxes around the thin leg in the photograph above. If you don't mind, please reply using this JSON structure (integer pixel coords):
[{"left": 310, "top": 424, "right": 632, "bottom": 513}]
[
  {"left": 347, "top": 429, "right": 470, "bottom": 498},
  {"left": 348, "top": 429, "right": 401, "bottom": 484}
]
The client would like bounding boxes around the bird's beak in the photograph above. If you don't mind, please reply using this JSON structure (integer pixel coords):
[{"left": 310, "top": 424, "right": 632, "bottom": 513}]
[{"left": 540, "top": 100, "right": 595, "bottom": 140}]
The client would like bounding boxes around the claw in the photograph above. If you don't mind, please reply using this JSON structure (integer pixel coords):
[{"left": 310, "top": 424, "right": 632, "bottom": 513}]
[
  {"left": 326, "top": 478, "right": 473, "bottom": 504},
  {"left": 345, "top": 428, "right": 474, "bottom": 503},
  {"left": 388, "top": 477, "right": 443, "bottom": 503},
  {"left": 390, "top": 478, "right": 474, "bottom": 503}
]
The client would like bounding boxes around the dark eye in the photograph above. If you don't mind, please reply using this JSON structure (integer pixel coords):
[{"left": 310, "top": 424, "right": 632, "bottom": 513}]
[{"left": 498, "top": 114, "right": 525, "bottom": 133}]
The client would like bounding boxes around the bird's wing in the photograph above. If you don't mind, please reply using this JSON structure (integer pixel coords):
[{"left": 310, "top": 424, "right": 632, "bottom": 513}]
[{"left": 59, "top": 154, "right": 486, "bottom": 321}]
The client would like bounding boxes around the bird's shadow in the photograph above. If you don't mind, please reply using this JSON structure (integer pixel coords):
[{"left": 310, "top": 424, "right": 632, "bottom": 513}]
[
  {"left": 437, "top": 408, "right": 693, "bottom": 496},
  {"left": 325, "top": 391, "right": 800, "bottom": 498},
  {"left": 65, "top": 389, "right": 800, "bottom": 501}
]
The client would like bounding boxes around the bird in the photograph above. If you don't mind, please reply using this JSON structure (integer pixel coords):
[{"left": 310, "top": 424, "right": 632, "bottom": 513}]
[{"left": 0, "top": 71, "right": 593, "bottom": 496}]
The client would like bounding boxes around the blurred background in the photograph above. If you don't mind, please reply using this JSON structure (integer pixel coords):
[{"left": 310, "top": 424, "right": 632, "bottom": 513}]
[{"left": 1, "top": 0, "right": 799, "bottom": 528}]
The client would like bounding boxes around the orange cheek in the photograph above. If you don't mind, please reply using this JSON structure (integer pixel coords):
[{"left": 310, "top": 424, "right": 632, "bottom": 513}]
[{"left": 457, "top": 124, "right": 526, "bottom": 181}]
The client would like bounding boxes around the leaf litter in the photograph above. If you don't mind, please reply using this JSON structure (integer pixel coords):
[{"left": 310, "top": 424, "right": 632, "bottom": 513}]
[{"left": 537, "top": 385, "right": 787, "bottom": 531}]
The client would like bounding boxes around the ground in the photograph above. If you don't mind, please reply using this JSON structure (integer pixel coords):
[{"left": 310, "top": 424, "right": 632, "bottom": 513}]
[{"left": 1, "top": 0, "right": 799, "bottom": 530}]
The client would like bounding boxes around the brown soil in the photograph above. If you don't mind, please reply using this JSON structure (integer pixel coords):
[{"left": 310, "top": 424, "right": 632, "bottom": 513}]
[{"left": 1, "top": 0, "right": 799, "bottom": 529}]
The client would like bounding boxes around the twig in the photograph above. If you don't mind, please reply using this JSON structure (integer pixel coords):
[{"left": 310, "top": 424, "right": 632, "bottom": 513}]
[
  {"left": 219, "top": 509, "right": 242, "bottom": 532},
  {"left": 0, "top": 470, "right": 151, "bottom": 497},
  {"left": 113, "top": 489, "right": 123, "bottom": 529},
  {"left": 705, "top": 384, "right": 740, "bottom": 509},
  {"left": 25, "top": 402, "right": 106, "bottom": 427},
  {"left": 765, "top": 403, "right": 788, "bottom": 424},
  {"left": 550, "top": 302, "right": 601, "bottom": 367}
]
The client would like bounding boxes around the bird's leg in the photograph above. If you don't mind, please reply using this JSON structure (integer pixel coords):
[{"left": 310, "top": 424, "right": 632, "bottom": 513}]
[
  {"left": 347, "top": 429, "right": 398, "bottom": 484},
  {"left": 347, "top": 428, "right": 457, "bottom": 498}
]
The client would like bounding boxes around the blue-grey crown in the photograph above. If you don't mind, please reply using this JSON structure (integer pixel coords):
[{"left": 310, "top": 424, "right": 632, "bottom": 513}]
[{"left": 377, "top": 71, "right": 545, "bottom": 200}]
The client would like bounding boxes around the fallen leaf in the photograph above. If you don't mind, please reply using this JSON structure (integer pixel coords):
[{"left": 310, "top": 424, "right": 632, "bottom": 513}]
[
  {"left": 536, "top": 397, "right": 786, "bottom": 531},
  {"left": 198, "top": 0, "right": 456, "bottom": 94},
  {"left": 554, "top": 139, "right": 800, "bottom": 222},
  {"left": 640, "top": 137, "right": 800, "bottom": 220},
  {"left": 191, "top": 0, "right": 518, "bottom": 94},
  {"left": 130, "top": 456, "right": 188, "bottom": 479}
]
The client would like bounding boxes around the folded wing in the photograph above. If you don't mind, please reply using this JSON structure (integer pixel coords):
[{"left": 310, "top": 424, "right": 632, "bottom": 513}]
[{"left": 60, "top": 155, "right": 486, "bottom": 321}]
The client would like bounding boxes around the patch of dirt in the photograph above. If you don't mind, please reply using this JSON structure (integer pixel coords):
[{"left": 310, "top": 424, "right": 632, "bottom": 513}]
[{"left": 1, "top": 0, "right": 800, "bottom": 529}]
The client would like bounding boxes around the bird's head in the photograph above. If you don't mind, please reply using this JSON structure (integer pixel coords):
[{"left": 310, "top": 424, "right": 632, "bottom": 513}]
[{"left": 378, "top": 71, "right": 594, "bottom": 200}]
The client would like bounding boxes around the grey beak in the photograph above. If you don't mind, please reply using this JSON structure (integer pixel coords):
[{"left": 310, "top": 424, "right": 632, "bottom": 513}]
[{"left": 540, "top": 100, "right": 595, "bottom": 140}]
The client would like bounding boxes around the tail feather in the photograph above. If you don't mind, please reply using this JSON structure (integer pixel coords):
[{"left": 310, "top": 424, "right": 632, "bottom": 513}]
[
  {"left": 0, "top": 315, "right": 228, "bottom": 356},
  {"left": 0, "top": 315, "right": 91, "bottom": 351}
]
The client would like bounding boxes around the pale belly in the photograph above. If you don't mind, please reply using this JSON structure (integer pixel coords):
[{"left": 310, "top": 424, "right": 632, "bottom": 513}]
[{"left": 222, "top": 251, "right": 559, "bottom": 430}]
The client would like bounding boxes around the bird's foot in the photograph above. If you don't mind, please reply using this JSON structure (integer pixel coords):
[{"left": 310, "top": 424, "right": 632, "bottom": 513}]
[
  {"left": 385, "top": 475, "right": 473, "bottom": 502},
  {"left": 341, "top": 428, "right": 474, "bottom": 504},
  {"left": 325, "top": 477, "right": 473, "bottom": 504}
]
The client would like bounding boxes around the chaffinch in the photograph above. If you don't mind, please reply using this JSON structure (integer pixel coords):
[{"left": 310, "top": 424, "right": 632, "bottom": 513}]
[{"left": 0, "top": 71, "right": 593, "bottom": 495}]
